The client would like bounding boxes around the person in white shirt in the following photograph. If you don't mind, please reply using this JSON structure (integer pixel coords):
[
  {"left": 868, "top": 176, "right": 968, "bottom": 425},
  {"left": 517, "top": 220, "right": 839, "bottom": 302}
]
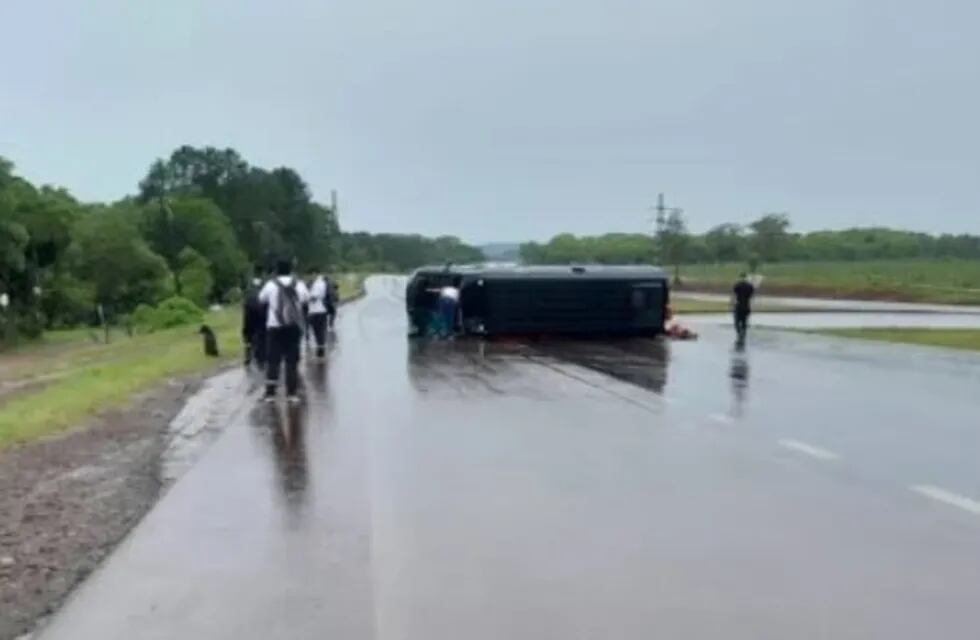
[
  {"left": 258, "top": 259, "right": 311, "bottom": 403},
  {"left": 307, "top": 270, "right": 330, "bottom": 359}
]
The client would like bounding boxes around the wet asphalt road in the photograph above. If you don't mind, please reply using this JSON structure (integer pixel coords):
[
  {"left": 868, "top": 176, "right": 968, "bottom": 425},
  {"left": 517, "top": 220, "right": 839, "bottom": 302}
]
[
  {"left": 39, "top": 276, "right": 980, "bottom": 639},
  {"left": 689, "top": 311, "right": 980, "bottom": 329}
]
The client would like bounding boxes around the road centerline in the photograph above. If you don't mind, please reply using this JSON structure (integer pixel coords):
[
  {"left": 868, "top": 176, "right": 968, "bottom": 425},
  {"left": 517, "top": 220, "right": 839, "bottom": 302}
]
[
  {"left": 910, "top": 485, "right": 980, "bottom": 515},
  {"left": 778, "top": 439, "right": 842, "bottom": 461}
]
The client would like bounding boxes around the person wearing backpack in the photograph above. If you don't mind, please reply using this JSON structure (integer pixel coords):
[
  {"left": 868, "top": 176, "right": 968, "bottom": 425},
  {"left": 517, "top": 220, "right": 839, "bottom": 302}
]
[{"left": 258, "top": 259, "right": 311, "bottom": 403}]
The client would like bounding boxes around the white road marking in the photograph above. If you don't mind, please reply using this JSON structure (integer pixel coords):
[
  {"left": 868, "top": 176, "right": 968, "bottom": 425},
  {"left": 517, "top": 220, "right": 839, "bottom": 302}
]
[
  {"left": 778, "top": 439, "right": 841, "bottom": 461},
  {"left": 910, "top": 485, "right": 980, "bottom": 516},
  {"left": 708, "top": 413, "right": 734, "bottom": 424}
]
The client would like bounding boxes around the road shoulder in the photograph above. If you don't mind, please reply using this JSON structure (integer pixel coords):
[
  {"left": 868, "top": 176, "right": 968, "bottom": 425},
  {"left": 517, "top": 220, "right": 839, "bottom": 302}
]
[{"left": 0, "top": 377, "right": 202, "bottom": 640}]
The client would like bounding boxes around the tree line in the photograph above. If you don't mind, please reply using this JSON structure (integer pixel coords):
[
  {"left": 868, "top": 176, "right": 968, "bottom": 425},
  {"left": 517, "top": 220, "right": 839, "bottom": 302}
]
[
  {"left": 0, "top": 146, "right": 480, "bottom": 341},
  {"left": 337, "top": 232, "right": 483, "bottom": 273},
  {"left": 520, "top": 213, "right": 980, "bottom": 272}
]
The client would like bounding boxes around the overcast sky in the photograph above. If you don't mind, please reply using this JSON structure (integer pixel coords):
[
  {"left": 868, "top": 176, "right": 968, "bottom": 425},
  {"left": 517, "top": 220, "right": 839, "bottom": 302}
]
[{"left": 2, "top": 0, "right": 979, "bottom": 242}]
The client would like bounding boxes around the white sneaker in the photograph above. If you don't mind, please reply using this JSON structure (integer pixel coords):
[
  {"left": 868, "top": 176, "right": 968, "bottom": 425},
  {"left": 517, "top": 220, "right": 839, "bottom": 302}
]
[{"left": 287, "top": 395, "right": 302, "bottom": 405}]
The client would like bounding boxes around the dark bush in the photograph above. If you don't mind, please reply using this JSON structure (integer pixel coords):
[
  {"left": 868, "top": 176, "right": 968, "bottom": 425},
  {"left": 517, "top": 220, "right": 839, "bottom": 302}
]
[{"left": 132, "top": 296, "right": 204, "bottom": 333}]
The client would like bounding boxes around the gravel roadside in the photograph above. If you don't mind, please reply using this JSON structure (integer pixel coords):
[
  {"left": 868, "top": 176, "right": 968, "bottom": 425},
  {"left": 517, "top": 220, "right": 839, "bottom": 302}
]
[{"left": 0, "top": 377, "right": 203, "bottom": 640}]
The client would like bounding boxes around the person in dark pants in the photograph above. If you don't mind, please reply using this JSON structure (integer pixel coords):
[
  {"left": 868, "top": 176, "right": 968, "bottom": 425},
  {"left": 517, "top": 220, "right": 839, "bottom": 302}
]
[
  {"left": 437, "top": 284, "right": 460, "bottom": 338},
  {"left": 242, "top": 275, "right": 268, "bottom": 369},
  {"left": 259, "top": 260, "right": 311, "bottom": 403},
  {"left": 326, "top": 278, "right": 339, "bottom": 331},
  {"left": 307, "top": 269, "right": 330, "bottom": 359},
  {"left": 732, "top": 273, "right": 755, "bottom": 343}
]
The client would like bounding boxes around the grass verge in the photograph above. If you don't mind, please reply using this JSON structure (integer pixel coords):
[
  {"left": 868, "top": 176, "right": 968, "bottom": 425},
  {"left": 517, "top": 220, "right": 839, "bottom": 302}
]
[
  {"left": 0, "top": 275, "right": 365, "bottom": 448},
  {"left": 807, "top": 328, "right": 980, "bottom": 352},
  {"left": 677, "top": 259, "right": 980, "bottom": 305}
]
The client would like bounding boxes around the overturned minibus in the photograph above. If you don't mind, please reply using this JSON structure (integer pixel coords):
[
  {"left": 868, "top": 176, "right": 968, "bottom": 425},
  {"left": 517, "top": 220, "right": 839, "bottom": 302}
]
[{"left": 406, "top": 264, "right": 670, "bottom": 337}]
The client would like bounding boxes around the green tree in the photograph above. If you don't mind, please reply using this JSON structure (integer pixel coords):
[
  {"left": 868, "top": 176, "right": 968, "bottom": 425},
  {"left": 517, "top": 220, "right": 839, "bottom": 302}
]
[
  {"left": 38, "top": 269, "right": 95, "bottom": 329},
  {"left": 73, "top": 207, "right": 174, "bottom": 315},
  {"left": 138, "top": 146, "right": 249, "bottom": 203},
  {"left": 0, "top": 212, "right": 28, "bottom": 287},
  {"left": 214, "top": 167, "right": 290, "bottom": 263},
  {"left": 544, "top": 233, "right": 586, "bottom": 263},
  {"left": 140, "top": 196, "right": 245, "bottom": 296},
  {"left": 337, "top": 232, "right": 483, "bottom": 271},
  {"left": 749, "top": 213, "right": 791, "bottom": 263},
  {"left": 0, "top": 159, "right": 85, "bottom": 335},
  {"left": 176, "top": 247, "right": 213, "bottom": 308},
  {"left": 138, "top": 148, "right": 341, "bottom": 270},
  {"left": 704, "top": 223, "right": 745, "bottom": 262},
  {"left": 519, "top": 241, "right": 545, "bottom": 263},
  {"left": 588, "top": 234, "right": 652, "bottom": 264},
  {"left": 269, "top": 168, "right": 339, "bottom": 268}
]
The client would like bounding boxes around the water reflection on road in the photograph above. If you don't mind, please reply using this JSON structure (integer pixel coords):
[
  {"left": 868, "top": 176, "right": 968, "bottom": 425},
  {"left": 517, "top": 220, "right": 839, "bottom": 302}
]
[
  {"left": 37, "top": 276, "right": 980, "bottom": 640},
  {"left": 729, "top": 347, "right": 750, "bottom": 418},
  {"left": 267, "top": 404, "right": 309, "bottom": 521},
  {"left": 530, "top": 337, "right": 671, "bottom": 395}
]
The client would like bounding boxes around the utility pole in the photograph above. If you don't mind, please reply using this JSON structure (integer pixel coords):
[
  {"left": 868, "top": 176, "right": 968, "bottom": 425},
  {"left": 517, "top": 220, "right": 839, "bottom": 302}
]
[
  {"left": 651, "top": 193, "right": 684, "bottom": 241},
  {"left": 652, "top": 193, "right": 682, "bottom": 229},
  {"left": 650, "top": 193, "right": 686, "bottom": 283}
]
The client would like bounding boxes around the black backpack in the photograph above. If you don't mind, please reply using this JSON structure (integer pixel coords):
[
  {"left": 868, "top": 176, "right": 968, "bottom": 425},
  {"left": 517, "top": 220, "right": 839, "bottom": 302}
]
[{"left": 274, "top": 279, "right": 305, "bottom": 329}]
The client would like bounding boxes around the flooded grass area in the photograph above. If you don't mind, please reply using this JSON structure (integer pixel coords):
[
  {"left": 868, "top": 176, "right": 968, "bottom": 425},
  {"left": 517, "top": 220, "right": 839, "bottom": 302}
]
[{"left": 809, "top": 327, "right": 980, "bottom": 352}]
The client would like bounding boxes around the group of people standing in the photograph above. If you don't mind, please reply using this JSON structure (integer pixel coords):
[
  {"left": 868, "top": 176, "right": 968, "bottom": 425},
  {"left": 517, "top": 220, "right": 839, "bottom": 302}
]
[{"left": 242, "top": 260, "right": 339, "bottom": 403}]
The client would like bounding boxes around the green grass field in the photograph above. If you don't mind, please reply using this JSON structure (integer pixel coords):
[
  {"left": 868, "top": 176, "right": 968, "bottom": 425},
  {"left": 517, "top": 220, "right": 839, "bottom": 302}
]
[
  {"left": 810, "top": 328, "right": 980, "bottom": 352},
  {"left": 679, "top": 259, "right": 980, "bottom": 305},
  {"left": 0, "top": 275, "right": 364, "bottom": 448}
]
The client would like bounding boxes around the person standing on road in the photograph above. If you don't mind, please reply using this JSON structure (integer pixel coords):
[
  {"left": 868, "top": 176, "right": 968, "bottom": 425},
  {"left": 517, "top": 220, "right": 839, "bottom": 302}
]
[
  {"left": 301, "top": 275, "right": 312, "bottom": 354},
  {"left": 732, "top": 272, "right": 755, "bottom": 342},
  {"left": 242, "top": 270, "right": 268, "bottom": 369},
  {"left": 326, "top": 277, "right": 340, "bottom": 331},
  {"left": 307, "top": 269, "right": 330, "bottom": 360},
  {"left": 259, "top": 260, "right": 311, "bottom": 403}
]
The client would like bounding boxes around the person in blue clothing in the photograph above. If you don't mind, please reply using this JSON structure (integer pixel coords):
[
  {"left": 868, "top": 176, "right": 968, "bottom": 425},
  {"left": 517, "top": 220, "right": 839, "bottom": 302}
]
[{"left": 437, "top": 284, "right": 460, "bottom": 338}]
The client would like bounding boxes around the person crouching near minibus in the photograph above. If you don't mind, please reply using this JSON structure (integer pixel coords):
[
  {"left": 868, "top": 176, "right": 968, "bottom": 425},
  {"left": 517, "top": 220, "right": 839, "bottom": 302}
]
[{"left": 437, "top": 284, "right": 460, "bottom": 339}]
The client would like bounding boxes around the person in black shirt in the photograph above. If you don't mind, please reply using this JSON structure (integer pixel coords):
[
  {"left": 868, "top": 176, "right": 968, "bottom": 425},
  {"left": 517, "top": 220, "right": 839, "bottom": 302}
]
[
  {"left": 242, "top": 273, "right": 268, "bottom": 368},
  {"left": 732, "top": 273, "right": 755, "bottom": 342}
]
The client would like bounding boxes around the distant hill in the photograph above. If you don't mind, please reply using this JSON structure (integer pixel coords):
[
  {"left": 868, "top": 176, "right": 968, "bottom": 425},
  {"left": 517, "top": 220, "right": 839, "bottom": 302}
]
[{"left": 479, "top": 242, "right": 522, "bottom": 261}]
